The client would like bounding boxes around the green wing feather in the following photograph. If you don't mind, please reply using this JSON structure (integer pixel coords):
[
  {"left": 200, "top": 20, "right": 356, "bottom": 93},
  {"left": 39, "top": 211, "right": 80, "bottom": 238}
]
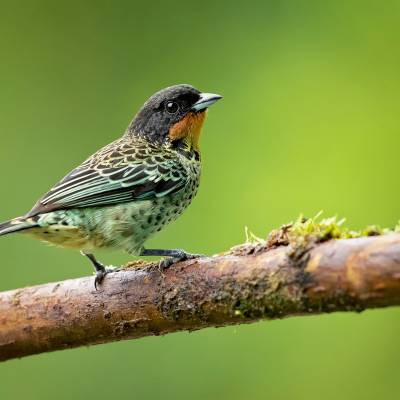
[{"left": 28, "top": 138, "right": 189, "bottom": 216}]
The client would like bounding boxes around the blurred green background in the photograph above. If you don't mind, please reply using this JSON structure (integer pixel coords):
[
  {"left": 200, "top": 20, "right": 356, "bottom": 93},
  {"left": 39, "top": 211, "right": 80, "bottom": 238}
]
[{"left": 1, "top": 0, "right": 399, "bottom": 399}]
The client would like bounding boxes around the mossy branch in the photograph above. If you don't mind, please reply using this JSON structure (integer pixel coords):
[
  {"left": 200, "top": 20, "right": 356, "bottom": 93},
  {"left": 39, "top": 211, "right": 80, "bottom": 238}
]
[{"left": 1, "top": 217, "right": 400, "bottom": 362}]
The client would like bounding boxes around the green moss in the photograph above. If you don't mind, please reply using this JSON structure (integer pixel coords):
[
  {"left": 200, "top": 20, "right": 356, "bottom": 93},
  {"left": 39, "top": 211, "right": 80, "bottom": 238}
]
[
  {"left": 293, "top": 212, "right": 398, "bottom": 238},
  {"left": 226, "top": 213, "right": 400, "bottom": 320},
  {"left": 265, "top": 212, "right": 400, "bottom": 249},
  {"left": 230, "top": 213, "right": 400, "bottom": 257}
]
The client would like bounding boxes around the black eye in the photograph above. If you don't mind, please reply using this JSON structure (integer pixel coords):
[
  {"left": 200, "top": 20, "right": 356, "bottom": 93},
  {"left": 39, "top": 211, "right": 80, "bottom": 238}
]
[{"left": 165, "top": 101, "right": 179, "bottom": 114}]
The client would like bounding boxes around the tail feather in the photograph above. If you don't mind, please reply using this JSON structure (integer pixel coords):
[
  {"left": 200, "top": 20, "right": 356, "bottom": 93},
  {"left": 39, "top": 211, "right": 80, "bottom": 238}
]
[{"left": 0, "top": 217, "right": 38, "bottom": 236}]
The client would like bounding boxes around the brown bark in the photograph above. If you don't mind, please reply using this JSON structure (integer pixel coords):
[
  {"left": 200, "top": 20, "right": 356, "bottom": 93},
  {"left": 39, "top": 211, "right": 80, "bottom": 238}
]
[{"left": 1, "top": 233, "right": 400, "bottom": 362}]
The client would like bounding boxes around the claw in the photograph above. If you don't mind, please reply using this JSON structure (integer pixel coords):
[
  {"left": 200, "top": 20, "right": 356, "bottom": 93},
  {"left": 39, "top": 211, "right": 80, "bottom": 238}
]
[
  {"left": 94, "top": 269, "right": 106, "bottom": 290},
  {"left": 81, "top": 252, "right": 120, "bottom": 289},
  {"left": 94, "top": 266, "right": 119, "bottom": 290},
  {"left": 158, "top": 252, "right": 203, "bottom": 271}
]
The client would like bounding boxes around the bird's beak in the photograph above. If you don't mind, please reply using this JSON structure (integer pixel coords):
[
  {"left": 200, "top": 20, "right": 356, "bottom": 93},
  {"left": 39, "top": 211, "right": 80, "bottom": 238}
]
[{"left": 191, "top": 92, "right": 223, "bottom": 112}]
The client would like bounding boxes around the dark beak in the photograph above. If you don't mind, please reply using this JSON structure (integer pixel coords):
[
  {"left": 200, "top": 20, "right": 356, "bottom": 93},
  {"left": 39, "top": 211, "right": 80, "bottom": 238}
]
[{"left": 191, "top": 92, "right": 223, "bottom": 112}]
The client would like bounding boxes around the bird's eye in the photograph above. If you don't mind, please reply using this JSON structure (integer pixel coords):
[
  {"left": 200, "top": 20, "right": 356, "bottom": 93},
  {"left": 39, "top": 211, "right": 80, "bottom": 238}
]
[{"left": 165, "top": 101, "right": 179, "bottom": 114}]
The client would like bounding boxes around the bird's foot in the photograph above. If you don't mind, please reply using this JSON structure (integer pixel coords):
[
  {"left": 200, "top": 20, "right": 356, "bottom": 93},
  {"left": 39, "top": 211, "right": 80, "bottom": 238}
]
[
  {"left": 158, "top": 251, "right": 204, "bottom": 271},
  {"left": 94, "top": 265, "right": 119, "bottom": 290},
  {"left": 81, "top": 251, "right": 119, "bottom": 289},
  {"left": 139, "top": 248, "right": 204, "bottom": 272}
]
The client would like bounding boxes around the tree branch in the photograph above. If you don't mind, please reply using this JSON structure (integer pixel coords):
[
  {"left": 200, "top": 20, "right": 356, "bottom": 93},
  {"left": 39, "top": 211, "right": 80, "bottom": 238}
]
[{"left": 1, "top": 233, "right": 400, "bottom": 362}]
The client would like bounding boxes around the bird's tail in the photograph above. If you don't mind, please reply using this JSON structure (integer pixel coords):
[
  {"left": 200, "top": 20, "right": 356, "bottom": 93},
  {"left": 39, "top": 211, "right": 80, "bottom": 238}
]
[{"left": 0, "top": 216, "right": 39, "bottom": 236}]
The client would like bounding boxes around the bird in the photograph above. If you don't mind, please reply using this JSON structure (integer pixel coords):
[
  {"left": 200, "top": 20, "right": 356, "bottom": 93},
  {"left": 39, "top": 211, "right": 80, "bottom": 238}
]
[{"left": 0, "top": 84, "right": 222, "bottom": 288}]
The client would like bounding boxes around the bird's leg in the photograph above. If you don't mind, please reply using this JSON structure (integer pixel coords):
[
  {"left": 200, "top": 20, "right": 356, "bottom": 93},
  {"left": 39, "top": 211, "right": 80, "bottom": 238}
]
[
  {"left": 80, "top": 251, "right": 119, "bottom": 289},
  {"left": 140, "top": 248, "right": 204, "bottom": 270}
]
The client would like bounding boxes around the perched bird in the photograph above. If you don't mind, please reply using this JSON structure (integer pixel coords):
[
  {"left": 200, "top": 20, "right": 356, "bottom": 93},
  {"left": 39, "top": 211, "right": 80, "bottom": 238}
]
[{"left": 0, "top": 84, "right": 222, "bottom": 287}]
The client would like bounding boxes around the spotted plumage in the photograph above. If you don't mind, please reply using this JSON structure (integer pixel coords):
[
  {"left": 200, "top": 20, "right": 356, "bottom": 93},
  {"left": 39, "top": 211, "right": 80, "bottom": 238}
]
[{"left": 0, "top": 84, "right": 222, "bottom": 286}]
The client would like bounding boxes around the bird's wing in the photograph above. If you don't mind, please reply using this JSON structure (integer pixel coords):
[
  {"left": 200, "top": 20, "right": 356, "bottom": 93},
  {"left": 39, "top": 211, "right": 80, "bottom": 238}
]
[{"left": 28, "top": 138, "right": 189, "bottom": 216}]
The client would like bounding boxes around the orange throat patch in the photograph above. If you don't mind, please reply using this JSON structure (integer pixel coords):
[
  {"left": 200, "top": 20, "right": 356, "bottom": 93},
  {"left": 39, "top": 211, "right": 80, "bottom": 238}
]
[{"left": 168, "top": 111, "right": 206, "bottom": 151}]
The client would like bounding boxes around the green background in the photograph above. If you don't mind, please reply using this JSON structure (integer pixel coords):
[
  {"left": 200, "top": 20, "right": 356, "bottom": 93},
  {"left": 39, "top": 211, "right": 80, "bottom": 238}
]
[{"left": 0, "top": 1, "right": 399, "bottom": 399}]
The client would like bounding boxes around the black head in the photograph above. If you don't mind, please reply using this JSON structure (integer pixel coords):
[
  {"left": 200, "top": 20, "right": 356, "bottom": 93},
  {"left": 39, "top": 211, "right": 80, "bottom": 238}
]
[{"left": 126, "top": 84, "right": 222, "bottom": 147}]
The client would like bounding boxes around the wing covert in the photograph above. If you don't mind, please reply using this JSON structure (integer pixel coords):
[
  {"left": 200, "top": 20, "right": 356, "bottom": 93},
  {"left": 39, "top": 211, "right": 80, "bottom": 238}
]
[{"left": 28, "top": 139, "right": 189, "bottom": 216}]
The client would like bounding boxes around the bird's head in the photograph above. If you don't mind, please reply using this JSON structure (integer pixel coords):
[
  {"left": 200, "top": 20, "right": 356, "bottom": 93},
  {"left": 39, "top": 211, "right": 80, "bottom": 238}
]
[{"left": 126, "top": 84, "right": 222, "bottom": 152}]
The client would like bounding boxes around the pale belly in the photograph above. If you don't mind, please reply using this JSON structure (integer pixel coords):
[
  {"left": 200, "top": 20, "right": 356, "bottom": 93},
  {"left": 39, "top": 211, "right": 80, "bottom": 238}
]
[{"left": 24, "top": 187, "right": 198, "bottom": 255}]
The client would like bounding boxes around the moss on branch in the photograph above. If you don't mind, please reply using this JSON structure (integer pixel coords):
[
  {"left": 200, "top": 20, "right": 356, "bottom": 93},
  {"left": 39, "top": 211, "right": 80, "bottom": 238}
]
[{"left": 1, "top": 215, "right": 400, "bottom": 362}]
